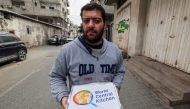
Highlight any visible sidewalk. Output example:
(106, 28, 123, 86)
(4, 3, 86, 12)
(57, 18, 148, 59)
(119, 60, 190, 109)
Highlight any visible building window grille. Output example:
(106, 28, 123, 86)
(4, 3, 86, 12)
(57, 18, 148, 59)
(117, 0, 127, 9)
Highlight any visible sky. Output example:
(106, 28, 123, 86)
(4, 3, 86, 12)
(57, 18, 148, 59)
(68, 0, 91, 26)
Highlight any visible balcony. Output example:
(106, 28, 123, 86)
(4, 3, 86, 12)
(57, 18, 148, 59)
(39, 0, 60, 4)
(20, 7, 63, 18)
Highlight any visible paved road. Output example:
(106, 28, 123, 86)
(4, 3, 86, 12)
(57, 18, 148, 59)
(0, 45, 189, 109)
(0, 45, 62, 109)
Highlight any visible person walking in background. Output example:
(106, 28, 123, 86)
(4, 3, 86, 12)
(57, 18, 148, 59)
(56, 36, 59, 46)
(49, 3, 125, 109)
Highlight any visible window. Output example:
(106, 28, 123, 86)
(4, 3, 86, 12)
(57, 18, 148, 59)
(65, 12, 67, 17)
(26, 26, 32, 34)
(1, 5, 4, 8)
(4, 13, 12, 20)
(12, 0, 25, 7)
(9, 30, 15, 34)
(41, 5, 45, 9)
(1, 36, 15, 42)
(12, 36, 20, 41)
(35, 2, 37, 6)
(49, 6, 54, 10)
(117, 0, 127, 9)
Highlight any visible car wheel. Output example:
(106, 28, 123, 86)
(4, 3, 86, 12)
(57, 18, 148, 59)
(17, 50, 27, 61)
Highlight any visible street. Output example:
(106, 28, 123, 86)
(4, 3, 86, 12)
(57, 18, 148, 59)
(0, 45, 167, 109)
(0, 45, 189, 109)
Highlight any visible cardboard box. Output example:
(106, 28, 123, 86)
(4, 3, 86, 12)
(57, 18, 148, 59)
(67, 82, 121, 109)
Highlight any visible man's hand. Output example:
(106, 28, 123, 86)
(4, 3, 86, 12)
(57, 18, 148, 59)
(61, 97, 68, 109)
(116, 87, 121, 95)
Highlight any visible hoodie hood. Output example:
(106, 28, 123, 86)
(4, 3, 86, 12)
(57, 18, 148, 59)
(73, 36, 108, 55)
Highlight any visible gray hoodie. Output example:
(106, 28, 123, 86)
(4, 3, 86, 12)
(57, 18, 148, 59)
(49, 37, 125, 102)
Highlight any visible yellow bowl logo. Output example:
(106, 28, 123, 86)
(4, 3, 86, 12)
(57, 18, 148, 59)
(73, 90, 97, 107)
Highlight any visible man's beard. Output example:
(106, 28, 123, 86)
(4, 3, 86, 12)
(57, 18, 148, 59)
(83, 29, 104, 44)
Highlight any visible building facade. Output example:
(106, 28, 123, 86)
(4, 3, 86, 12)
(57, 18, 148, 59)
(0, 0, 69, 34)
(0, 9, 62, 47)
(103, 0, 190, 74)
(0, 0, 70, 47)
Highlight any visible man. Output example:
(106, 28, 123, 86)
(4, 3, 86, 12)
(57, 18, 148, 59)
(56, 36, 59, 46)
(49, 3, 125, 109)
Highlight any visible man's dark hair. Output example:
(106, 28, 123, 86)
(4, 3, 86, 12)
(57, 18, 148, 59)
(80, 3, 106, 23)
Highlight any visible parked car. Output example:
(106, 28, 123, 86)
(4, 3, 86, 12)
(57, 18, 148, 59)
(65, 37, 74, 43)
(0, 32, 27, 64)
(60, 36, 67, 45)
(48, 35, 66, 45)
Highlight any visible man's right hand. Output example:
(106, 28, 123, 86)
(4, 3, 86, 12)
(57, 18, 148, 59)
(61, 97, 68, 109)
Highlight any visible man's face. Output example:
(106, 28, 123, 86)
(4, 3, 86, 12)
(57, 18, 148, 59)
(82, 10, 105, 44)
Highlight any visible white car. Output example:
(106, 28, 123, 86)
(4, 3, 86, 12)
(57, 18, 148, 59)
(66, 38, 74, 43)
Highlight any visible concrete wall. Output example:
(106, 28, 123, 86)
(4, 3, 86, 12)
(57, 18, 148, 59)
(112, 0, 148, 56)
(0, 11, 62, 48)
(106, 0, 190, 73)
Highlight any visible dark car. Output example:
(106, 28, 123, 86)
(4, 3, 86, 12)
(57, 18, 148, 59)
(0, 32, 27, 64)
(48, 35, 66, 45)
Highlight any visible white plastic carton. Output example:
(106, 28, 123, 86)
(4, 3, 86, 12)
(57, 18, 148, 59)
(67, 82, 121, 109)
